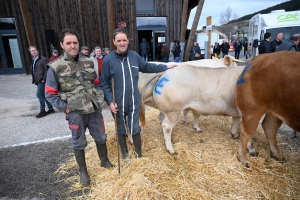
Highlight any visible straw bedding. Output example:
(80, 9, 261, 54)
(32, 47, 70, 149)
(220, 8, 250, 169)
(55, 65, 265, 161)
(56, 107, 300, 199)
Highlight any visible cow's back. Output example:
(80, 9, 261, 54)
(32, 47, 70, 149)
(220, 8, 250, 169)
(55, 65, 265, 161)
(236, 51, 300, 131)
(153, 65, 244, 116)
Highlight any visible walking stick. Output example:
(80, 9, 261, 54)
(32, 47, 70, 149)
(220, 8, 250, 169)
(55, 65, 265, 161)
(112, 78, 121, 175)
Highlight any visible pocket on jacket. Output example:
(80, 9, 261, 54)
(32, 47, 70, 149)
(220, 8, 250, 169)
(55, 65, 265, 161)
(83, 68, 96, 82)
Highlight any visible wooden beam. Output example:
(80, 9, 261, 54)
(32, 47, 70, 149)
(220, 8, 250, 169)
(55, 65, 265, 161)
(19, 0, 36, 47)
(180, 0, 189, 42)
(107, 0, 115, 50)
(206, 16, 212, 59)
(184, 0, 205, 61)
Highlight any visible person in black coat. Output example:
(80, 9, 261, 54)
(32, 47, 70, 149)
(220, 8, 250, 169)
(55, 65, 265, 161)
(243, 40, 248, 59)
(189, 41, 201, 60)
(28, 46, 54, 118)
(213, 42, 220, 58)
(220, 40, 230, 58)
(258, 32, 272, 54)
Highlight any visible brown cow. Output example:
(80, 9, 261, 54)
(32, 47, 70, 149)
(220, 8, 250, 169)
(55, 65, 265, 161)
(235, 51, 300, 167)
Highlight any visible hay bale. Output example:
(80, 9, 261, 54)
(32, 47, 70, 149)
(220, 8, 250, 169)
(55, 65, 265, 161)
(56, 107, 300, 199)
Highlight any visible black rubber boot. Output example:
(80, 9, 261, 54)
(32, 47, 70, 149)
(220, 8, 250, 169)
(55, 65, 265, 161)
(117, 134, 128, 159)
(73, 149, 90, 187)
(95, 142, 114, 168)
(132, 133, 142, 158)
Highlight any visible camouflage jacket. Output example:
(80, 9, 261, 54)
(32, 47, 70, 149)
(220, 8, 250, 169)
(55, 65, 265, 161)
(45, 53, 102, 114)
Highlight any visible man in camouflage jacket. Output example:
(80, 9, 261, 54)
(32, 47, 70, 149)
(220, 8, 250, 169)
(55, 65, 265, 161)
(45, 28, 113, 187)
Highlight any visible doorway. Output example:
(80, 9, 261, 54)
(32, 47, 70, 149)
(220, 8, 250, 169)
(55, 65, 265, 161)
(0, 31, 24, 74)
(137, 30, 153, 60)
(136, 16, 167, 61)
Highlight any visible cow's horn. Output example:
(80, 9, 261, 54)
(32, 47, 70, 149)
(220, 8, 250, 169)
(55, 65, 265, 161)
(232, 58, 244, 63)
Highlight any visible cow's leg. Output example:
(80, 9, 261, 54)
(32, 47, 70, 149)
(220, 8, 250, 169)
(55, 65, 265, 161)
(192, 112, 202, 132)
(247, 138, 257, 156)
(182, 109, 189, 124)
(238, 114, 262, 167)
(231, 116, 241, 138)
(162, 112, 180, 155)
(262, 113, 284, 162)
(158, 112, 165, 124)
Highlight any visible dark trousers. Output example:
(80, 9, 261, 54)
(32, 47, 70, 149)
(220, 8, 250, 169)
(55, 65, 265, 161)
(162, 56, 169, 62)
(36, 82, 53, 112)
(222, 52, 228, 58)
(235, 50, 240, 59)
(66, 108, 107, 150)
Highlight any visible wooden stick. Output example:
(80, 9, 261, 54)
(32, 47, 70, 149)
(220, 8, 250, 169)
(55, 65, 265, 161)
(112, 78, 120, 175)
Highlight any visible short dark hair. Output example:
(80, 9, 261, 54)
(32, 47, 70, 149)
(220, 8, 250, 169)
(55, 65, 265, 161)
(264, 32, 271, 40)
(113, 28, 129, 40)
(290, 34, 300, 41)
(28, 46, 38, 51)
(59, 28, 80, 43)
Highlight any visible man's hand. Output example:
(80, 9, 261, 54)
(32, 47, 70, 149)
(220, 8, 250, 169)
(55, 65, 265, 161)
(109, 102, 118, 114)
(167, 64, 177, 69)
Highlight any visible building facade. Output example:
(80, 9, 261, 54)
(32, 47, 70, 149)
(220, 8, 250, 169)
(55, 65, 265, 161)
(0, 0, 198, 75)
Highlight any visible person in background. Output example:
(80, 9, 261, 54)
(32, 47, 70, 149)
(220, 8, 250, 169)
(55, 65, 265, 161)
(92, 46, 104, 77)
(28, 46, 55, 118)
(100, 28, 177, 160)
(139, 38, 150, 61)
(172, 40, 181, 62)
(270, 32, 283, 52)
(161, 43, 170, 62)
(213, 42, 220, 59)
(45, 28, 113, 187)
(220, 40, 230, 58)
(258, 32, 272, 54)
(89, 46, 96, 58)
(80, 46, 89, 57)
(189, 41, 201, 61)
(243, 40, 248, 59)
(49, 49, 59, 62)
(275, 34, 300, 52)
(233, 40, 242, 59)
(103, 47, 111, 57)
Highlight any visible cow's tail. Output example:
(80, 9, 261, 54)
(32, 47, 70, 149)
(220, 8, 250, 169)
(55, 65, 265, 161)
(140, 71, 165, 126)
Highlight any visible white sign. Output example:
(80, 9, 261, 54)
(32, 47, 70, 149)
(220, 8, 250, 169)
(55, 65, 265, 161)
(206, 25, 212, 31)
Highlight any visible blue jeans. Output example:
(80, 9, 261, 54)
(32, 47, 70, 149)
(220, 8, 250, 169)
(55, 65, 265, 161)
(141, 55, 148, 61)
(36, 82, 53, 112)
(174, 57, 180, 62)
(162, 56, 169, 62)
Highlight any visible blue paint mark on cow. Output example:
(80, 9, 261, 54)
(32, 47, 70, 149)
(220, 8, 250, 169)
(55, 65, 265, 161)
(154, 77, 169, 95)
(237, 64, 251, 85)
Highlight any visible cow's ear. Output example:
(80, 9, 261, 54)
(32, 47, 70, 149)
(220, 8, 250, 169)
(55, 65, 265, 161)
(224, 56, 229, 66)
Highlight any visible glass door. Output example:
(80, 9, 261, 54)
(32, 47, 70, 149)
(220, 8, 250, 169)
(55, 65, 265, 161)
(153, 31, 166, 61)
(0, 30, 24, 74)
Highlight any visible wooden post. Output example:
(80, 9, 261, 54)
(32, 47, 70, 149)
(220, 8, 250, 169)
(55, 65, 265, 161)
(206, 16, 212, 59)
(180, 0, 189, 42)
(107, 0, 115, 50)
(19, 0, 36, 47)
(184, 0, 205, 62)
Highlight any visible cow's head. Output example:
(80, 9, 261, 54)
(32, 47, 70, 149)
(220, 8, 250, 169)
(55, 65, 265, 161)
(223, 55, 244, 67)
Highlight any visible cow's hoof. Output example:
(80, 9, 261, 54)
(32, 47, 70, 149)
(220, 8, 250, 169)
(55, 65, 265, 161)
(196, 128, 203, 133)
(171, 152, 178, 155)
(244, 163, 250, 168)
(237, 154, 249, 168)
(231, 133, 239, 139)
(249, 152, 259, 157)
(182, 121, 187, 124)
(270, 152, 285, 163)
